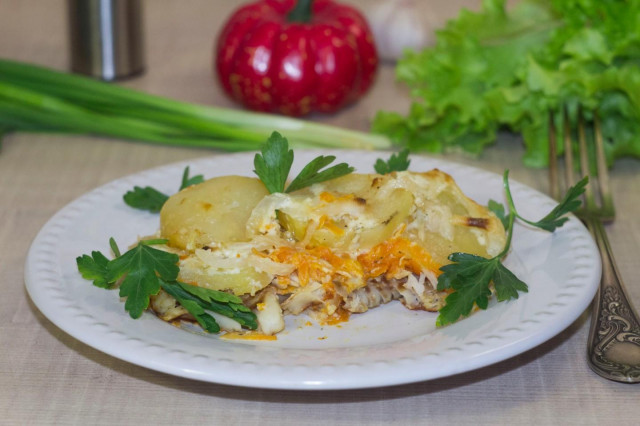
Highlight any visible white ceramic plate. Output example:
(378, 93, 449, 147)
(25, 151, 600, 390)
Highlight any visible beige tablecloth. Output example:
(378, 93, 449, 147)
(1, 1, 639, 424)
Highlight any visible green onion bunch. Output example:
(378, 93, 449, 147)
(0, 59, 391, 151)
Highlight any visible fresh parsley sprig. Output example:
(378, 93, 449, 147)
(511, 177, 588, 232)
(374, 148, 410, 174)
(435, 171, 588, 326)
(76, 238, 257, 332)
(123, 166, 204, 212)
(254, 132, 354, 194)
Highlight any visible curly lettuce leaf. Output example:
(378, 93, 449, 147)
(373, 0, 640, 167)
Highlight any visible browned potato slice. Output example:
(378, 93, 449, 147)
(160, 176, 269, 250)
(313, 173, 380, 197)
(417, 229, 491, 266)
(358, 188, 414, 249)
(398, 170, 506, 264)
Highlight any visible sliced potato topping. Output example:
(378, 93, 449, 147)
(160, 176, 269, 250)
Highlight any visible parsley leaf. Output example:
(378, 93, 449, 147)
(435, 170, 585, 326)
(493, 262, 528, 301)
(286, 155, 354, 193)
(106, 239, 179, 319)
(436, 253, 529, 326)
(123, 186, 168, 213)
(517, 176, 588, 232)
(180, 166, 204, 189)
(253, 131, 293, 194)
(254, 131, 354, 194)
(123, 166, 203, 213)
(76, 238, 258, 332)
(159, 281, 258, 332)
(175, 282, 257, 329)
(160, 280, 222, 333)
(374, 149, 411, 174)
(436, 253, 495, 326)
(76, 251, 112, 289)
(177, 281, 247, 306)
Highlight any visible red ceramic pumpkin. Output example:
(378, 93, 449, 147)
(215, 0, 378, 116)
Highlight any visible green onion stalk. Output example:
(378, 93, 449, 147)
(0, 59, 391, 151)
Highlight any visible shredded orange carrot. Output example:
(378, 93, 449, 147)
(319, 191, 354, 203)
(276, 275, 291, 286)
(268, 245, 363, 287)
(266, 233, 439, 290)
(221, 332, 277, 341)
(358, 236, 441, 280)
(322, 307, 350, 325)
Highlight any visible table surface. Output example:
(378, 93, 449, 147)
(2, 1, 639, 424)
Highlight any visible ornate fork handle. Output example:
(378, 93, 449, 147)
(585, 216, 640, 383)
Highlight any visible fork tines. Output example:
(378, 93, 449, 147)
(547, 105, 615, 221)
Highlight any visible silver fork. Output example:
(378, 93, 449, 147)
(548, 105, 640, 383)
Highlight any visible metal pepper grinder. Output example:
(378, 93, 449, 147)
(68, 0, 145, 81)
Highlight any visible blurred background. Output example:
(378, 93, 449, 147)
(0, 0, 493, 128)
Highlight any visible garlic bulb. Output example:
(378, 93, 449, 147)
(365, 0, 439, 62)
